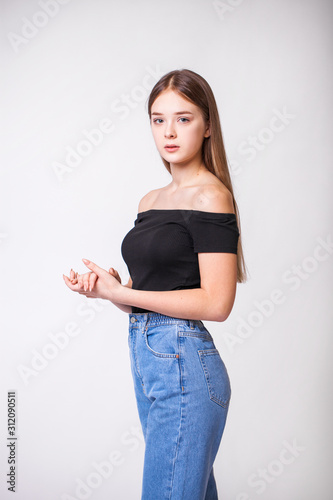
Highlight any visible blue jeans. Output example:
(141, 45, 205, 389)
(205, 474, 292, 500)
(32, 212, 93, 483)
(128, 312, 231, 500)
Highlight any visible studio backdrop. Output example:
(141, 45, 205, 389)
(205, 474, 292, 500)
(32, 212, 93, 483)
(1, 0, 332, 499)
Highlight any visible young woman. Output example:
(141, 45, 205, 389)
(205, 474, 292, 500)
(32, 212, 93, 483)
(63, 68, 247, 499)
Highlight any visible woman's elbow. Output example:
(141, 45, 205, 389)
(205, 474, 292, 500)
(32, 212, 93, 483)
(213, 311, 229, 323)
(205, 306, 229, 323)
(213, 302, 234, 322)
(202, 290, 235, 322)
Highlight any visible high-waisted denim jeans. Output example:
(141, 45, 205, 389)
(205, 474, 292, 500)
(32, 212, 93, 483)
(128, 312, 231, 500)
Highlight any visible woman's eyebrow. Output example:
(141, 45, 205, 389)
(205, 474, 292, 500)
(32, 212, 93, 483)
(151, 111, 194, 116)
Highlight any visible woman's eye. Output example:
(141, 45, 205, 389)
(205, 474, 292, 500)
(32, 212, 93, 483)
(152, 117, 190, 124)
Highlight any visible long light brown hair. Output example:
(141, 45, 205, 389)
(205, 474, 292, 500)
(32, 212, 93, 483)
(146, 69, 248, 283)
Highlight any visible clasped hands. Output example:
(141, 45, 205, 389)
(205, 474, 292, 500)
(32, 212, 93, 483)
(63, 259, 123, 302)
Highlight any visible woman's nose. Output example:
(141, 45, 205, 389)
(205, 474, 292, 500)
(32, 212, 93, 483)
(165, 123, 176, 138)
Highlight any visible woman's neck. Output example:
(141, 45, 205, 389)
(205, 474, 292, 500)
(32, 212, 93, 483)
(168, 162, 208, 190)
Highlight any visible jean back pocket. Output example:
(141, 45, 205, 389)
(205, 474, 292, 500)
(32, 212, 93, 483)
(198, 348, 231, 408)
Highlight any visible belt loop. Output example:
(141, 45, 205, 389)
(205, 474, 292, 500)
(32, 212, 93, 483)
(144, 314, 150, 332)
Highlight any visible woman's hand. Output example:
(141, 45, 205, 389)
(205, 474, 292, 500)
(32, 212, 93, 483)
(67, 267, 121, 291)
(63, 259, 122, 301)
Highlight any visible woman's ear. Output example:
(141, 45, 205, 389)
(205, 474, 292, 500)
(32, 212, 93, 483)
(204, 121, 211, 138)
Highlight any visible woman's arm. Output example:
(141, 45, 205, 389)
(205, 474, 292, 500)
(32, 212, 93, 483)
(111, 276, 133, 314)
(113, 252, 238, 322)
(66, 217, 239, 321)
(65, 253, 237, 322)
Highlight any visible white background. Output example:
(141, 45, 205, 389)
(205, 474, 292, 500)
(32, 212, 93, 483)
(1, 0, 332, 499)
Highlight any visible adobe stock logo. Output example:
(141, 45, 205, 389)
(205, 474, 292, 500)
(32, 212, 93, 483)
(16, 298, 108, 386)
(52, 64, 164, 182)
(7, 0, 72, 54)
(223, 234, 333, 352)
(61, 424, 144, 500)
(229, 106, 296, 176)
(212, 0, 245, 21)
(236, 438, 306, 499)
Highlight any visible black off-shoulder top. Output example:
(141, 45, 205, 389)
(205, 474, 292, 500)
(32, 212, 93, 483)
(121, 209, 240, 313)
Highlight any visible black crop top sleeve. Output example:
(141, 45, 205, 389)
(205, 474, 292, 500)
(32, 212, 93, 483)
(188, 211, 239, 254)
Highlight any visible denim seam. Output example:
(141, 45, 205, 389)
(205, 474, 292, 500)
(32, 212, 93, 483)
(132, 330, 144, 384)
(179, 331, 213, 340)
(168, 325, 185, 498)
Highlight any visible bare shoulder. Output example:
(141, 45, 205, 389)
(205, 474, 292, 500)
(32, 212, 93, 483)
(193, 183, 235, 214)
(137, 188, 162, 213)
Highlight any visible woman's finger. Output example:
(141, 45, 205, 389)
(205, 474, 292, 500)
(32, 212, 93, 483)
(63, 275, 81, 291)
(89, 273, 98, 292)
(83, 272, 90, 292)
(80, 271, 95, 291)
(109, 267, 121, 284)
(77, 274, 84, 289)
(71, 271, 94, 291)
(71, 271, 78, 283)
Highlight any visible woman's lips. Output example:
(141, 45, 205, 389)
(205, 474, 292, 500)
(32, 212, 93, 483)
(164, 146, 179, 152)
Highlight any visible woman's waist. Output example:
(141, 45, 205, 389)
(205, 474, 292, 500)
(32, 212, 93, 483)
(128, 311, 204, 330)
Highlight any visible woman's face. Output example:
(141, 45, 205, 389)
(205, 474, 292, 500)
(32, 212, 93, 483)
(150, 89, 210, 167)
